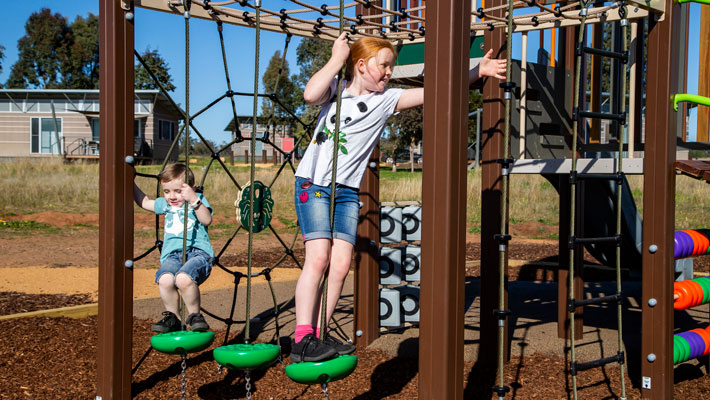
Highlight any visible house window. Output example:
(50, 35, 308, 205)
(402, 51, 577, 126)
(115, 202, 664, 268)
(158, 120, 175, 141)
(91, 118, 100, 142)
(31, 117, 62, 154)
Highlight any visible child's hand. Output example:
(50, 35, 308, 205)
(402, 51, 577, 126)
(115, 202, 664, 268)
(479, 49, 507, 80)
(330, 32, 350, 66)
(180, 183, 198, 204)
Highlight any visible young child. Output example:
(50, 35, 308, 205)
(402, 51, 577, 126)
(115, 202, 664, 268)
(291, 33, 506, 362)
(133, 163, 214, 333)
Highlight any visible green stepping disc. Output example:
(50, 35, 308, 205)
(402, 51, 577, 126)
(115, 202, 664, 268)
(285, 355, 358, 385)
(213, 343, 281, 370)
(150, 331, 215, 355)
(235, 181, 273, 234)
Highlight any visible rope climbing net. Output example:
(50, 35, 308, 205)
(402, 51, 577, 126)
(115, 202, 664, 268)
(136, 0, 652, 44)
(129, 4, 330, 377)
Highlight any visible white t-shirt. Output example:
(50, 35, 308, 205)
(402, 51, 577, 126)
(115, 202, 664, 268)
(295, 79, 404, 188)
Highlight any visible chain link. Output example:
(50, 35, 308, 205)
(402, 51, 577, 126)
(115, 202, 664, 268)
(321, 383, 329, 399)
(180, 354, 187, 400)
(245, 371, 252, 400)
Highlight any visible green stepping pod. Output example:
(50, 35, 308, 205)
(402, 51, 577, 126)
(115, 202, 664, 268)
(213, 343, 281, 370)
(150, 331, 215, 355)
(285, 355, 358, 385)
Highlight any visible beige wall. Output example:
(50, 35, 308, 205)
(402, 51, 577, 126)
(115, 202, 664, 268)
(0, 112, 93, 157)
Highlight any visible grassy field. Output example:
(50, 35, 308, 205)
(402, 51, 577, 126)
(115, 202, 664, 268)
(1, 158, 709, 231)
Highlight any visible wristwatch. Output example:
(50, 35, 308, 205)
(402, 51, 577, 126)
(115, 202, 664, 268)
(190, 198, 202, 209)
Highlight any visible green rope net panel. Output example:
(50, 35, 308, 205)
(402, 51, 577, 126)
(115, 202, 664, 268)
(150, 331, 215, 355)
(285, 355, 358, 385)
(213, 343, 281, 370)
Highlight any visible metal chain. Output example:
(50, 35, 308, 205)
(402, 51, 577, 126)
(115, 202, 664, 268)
(180, 354, 187, 400)
(245, 371, 252, 400)
(321, 383, 329, 399)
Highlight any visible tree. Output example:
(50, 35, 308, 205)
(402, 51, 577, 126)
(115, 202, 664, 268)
(6, 8, 70, 88)
(261, 50, 298, 137)
(63, 13, 99, 89)
(0, 45, 5, 88)
(135, 48, 176, 92)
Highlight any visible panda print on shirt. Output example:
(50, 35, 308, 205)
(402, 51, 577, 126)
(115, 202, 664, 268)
(312, 95, 369, 156)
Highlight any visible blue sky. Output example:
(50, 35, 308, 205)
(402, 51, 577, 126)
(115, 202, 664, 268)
(0, 1, 704, 143)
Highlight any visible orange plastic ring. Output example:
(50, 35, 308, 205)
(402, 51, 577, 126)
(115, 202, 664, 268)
(674, 281, 694, 310)
(692, 229, 710, 255)
(683, 230, 702, 257)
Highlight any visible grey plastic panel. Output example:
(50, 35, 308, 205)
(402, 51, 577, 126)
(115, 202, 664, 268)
(379, 246, 403, 285)
(379, 288, 401, 327)
(380, 206, 403, 244)
(402, 205, 422, 241)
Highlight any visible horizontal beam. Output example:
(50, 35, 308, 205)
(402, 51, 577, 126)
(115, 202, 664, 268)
(511, 158, 644, 174)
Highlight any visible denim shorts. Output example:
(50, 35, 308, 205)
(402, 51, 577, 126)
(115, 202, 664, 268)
(294, 176, 359, 245)
(156, 248, 213, 285)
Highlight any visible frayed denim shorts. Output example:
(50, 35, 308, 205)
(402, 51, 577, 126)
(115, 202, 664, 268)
(156, 248, 213, 285)
(294, 176, 359, 245)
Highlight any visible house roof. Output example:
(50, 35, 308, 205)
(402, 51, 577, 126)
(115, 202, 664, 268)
(0, 89, 184, 119)
(224, 115, 277, 132)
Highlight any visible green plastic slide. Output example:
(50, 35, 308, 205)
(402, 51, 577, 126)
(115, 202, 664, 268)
(673, 94, 710, 111)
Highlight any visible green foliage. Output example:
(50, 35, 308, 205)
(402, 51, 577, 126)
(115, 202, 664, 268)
(63, 13, 99, 89)
(135, 48, 176, 92)
(261, 50, 298, 135)
(0, 44, 5, 88)
(0, 219, 56, 233)
(6, 8, 71, 88)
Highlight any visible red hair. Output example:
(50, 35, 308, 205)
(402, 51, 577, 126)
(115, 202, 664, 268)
(345, 37, 396, 80)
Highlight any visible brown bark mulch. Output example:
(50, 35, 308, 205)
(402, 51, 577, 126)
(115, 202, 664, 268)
(0, 291, 93, 316)
(1, 316, 708, 399)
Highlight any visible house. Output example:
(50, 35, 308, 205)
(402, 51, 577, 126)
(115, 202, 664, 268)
(0, 89, 183, 162)
(224, 115, 295, 163)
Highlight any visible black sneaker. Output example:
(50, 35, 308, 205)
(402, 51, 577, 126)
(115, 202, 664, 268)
(324, 335, 356, 355)
(152, 311, 181, 333)
(290, 333, 337, 363)
(186, 313, 210, 332)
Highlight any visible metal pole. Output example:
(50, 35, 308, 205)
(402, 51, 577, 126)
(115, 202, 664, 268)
(520, 32, 528, 159)
(476, 109, 481, 168)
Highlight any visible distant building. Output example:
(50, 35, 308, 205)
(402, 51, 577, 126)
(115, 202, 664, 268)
(0, 89, 183, 162)
(224, 116, 295, 163)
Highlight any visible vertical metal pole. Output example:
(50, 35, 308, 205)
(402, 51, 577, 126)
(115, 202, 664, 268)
(353, 1, 381, 348)
(480, 0, 509, 367)
(420, 0, 469, 398)
(698, 7, 710, 142)
(97, 0, 134, 398)
(641, 0, 682, 398)
(628, 21, 638, 157)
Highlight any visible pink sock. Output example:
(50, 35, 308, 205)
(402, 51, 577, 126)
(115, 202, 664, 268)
(295, 325, 314, 343)
(314, 325, 326, 339)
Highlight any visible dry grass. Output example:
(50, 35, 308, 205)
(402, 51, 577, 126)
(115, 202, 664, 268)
(1, 159, 709, 231)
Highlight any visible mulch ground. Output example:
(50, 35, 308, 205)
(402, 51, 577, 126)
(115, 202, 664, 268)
(3, 242, 710, 398)
(2, 316, 709, 399)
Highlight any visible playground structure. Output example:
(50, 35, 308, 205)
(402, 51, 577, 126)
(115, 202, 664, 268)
(96, 1, 710, 399)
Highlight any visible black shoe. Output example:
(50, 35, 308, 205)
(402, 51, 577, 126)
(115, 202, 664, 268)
(290, 333, 337, 363)
(152, 311, 181, 333)
(324, 334, 356, 355)
(186, 313, 209, 332)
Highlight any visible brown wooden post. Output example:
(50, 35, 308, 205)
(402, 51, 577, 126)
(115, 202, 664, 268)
(419, 1, 470, 398)
(229, 149, 234, 165)
(641, 0, 682, 398)
(244, 150, 249, 164)
(479, 0, 509, 365)
(556, 25, 584, 340)
(272, 149, 277, 165)
(97, 1, 134, 398)
(262, 149, 267, 163)
(353, 1, 381, 348)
